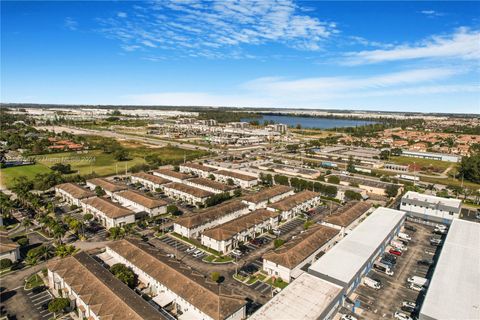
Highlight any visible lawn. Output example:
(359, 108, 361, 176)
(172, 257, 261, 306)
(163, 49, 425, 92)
(266, 277, 288, 289)
(24, 273, 44, 290)
(389, 156, 453, 172)
(0, 164, 51, 188)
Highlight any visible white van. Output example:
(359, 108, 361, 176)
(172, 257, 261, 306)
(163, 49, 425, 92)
(407, 276, 429, 287)
(398, 232, 412, 241)
(363, 277, 381, 290)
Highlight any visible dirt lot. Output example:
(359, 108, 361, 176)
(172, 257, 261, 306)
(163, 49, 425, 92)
(349, 221, 442, 319)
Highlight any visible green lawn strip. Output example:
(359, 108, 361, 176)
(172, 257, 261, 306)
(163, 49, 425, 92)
(266, 277, 288, 289)
(246, 276, 259, 285)
(170, 232, 221, 256)
(257, 273, 267, 281)
(233, 274, 247, 283)
(0, 164, 51, 188)
(24, 273, 44, 290)
(202, 255, 216, 263)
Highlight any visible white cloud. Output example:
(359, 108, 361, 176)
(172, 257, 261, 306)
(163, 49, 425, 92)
(117, 12, 128, 18)
(64, 17, 78, 31)
(343, 28, 480, 65)
(97, 0, 337, 56)
(419, 10, 444, 18)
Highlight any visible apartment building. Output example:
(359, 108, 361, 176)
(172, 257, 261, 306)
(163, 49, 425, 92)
(400, 191, 462, 224)
(212, 170, 258, 188)
(54, 183, 96, 207)
(241, 185, 295, 210)
(130, 172, 170, 191)
(185, 177, 236, 195)
(174, 200, 250, 238)
(153, 169, 190, 183)
(201, 209, 281, 254)
(105, 239, 246, 320)
(321, 201, 372, 236)
(47, 251, 163, 320)
(81, 197, 135, 229)
(162, 182, 213, 207)
(0, 234, 20, 262)
(262, 225, 340, 283)
(113, 190, 167, 217)
(179, 162, 216, 178)
(267, 190, 322, 220)
(86, 178, 127, 197)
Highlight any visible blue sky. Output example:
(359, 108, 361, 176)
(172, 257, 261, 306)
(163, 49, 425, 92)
(1, 1, 479, 113)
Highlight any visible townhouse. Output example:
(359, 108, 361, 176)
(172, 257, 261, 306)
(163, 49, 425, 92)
(179, 162, 216, 178)
(130, 172, 170, 191)
(113, 190, 167, 217)
(0, 234, 20, 262)
(241, 185, 295, 210)
(262, 225, 340, 283)
(54, 183, 96, 207)
(86, 178, 127, 197)
(174, 200, 250, 238)
(185, 177, 236, 195)
(321, 201, 372, 236)
(211, 170, 258, 188)
(47, 252, 163, 320)
(162, 182, 213, 207)
(105, 239, 246, 320)
(153, 169, 190, 183)
(81, 197, 135, 229)
(201, 209, 281, 254)
(267, 190, 322, 220)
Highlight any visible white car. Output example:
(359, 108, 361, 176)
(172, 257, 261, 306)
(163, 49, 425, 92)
(394, 311, 413, 320)
(341, 315, 358, 320)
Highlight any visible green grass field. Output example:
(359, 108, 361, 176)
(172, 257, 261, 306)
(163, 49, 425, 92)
(0, 146, 208, 189)
(389, 156, 453, 172)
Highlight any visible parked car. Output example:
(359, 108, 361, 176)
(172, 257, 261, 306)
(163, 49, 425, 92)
(398, 232, 412, 241)
(401, 301, 416, 313)
(384, 253, 398, 262)
(389, 248, 402, 256)
(241, 264, 259, 274)
(417, 259, 434, 266)
(394, 311, 413, 320)
(32, 286, 46, 294)
(272, 229, 281, 236)
(340, 314, 358, 320)
(363, 277, 381, 290)
(409, 283, 425, 292)
(250, 238, 262, 246)
(430, 237, 442, 246)
(231, 249, 243, 257)
(404, 225, 417, 232)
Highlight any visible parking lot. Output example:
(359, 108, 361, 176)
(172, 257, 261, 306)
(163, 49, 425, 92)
(158, 235, 207, 260)
(276, 217, 304, 235)
(25, 288, 54, 319)
(350, 221, 441, 319)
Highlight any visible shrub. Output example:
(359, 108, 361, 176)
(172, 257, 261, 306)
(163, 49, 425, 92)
(0, 258, 13, 270)
(274, 239, 285, 248)
(210, 272, 220, 283)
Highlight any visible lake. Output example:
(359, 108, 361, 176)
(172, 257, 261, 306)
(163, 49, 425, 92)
(241, 115, 378, 129)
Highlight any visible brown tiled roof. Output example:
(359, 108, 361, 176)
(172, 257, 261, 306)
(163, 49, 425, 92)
(269, 190, 320, 212)
(153, 169, 190, 180)
(108, 239, 246, 320)
(203, 209, 280, 241)
(56, 183, 95, 199)
(263, 225, 339, 269)
(47, 252, 164, 320)
(182, 162, 216, 172)
(187, 177, 235, 192)
(214, 170, 258, 181)
(82, 197, 134, 219)
(322, 201, 372, 227)
(175, 200, 249, 229)
(242, 185, 294, 204)
(86, 178, 127, 193)
(0, 235, 19, 254)
(115, 190, 167, 209)
(132, 172, 169, 185)
(163, 182, 213, 198)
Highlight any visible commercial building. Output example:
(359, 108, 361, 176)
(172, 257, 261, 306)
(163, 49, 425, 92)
(131, 172, 170, 191)
(212, 170, 258, 188)
(174, 201, 250, 238)
(249, 273, 343, 320)
(113, 190, 167, 217)
(86, 178, 127, 197)
(81, 197, 135, 229)
(268, 190, 322, 220)
(321, 201, 372, 236)
(0, 234, 20, 262)
(153, 169, 190, 183)
(105, 239, 246, 320)
(201, 209, 281, 254)
(47, 251, 164, 320)
(419, 219, 480, 320)
(401, 150, 461, 163)
(241, 185, 295, 210)
(55, 183, 96, 207)
(185, 177, 236, 195)
(162, 182, 213, 207)
(400, 191, 462, 224)
(179, 162, 216, 178)
(309, 207, 405, 296)
(262, 225, 340, 283)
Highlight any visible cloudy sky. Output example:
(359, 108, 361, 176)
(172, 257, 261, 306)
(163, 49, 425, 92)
(1, 1, 479, 113)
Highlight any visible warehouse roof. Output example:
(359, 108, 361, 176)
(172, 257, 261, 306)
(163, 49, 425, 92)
(55, 183, 95, 199)
(249, 273, 343, 320)
(115, 190, 167, 209)
(263, 225, 339, 269)
(322, 201, 372, 227)
(309, 207, 405, 287)
(175, 200, 248, 229)
(82, 197, 134, 219)
(163, 182, 213, 198)
(420, 219, 480, 320)
(86, 178, 127, 193)
(242, 185, 294, 204)
(214, 170, 258, 181)
(269, 190, 320, 212)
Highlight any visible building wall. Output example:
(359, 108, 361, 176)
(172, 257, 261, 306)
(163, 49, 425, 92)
(0, 248, 20, 262)
(113, 194, 166, 216)
(82, 204, 135, 229)
(212, 173, 258, 189)
(183, 180, 230, 195)
(162, 186, 208, 207)
(130, 176, 164, 191)
(400, 202, 459, 224)
(152, 172, 184, 183)
(179, 166, 211, 179)
(242, 190, 295, 210)
(55, 188, 94, 207)
(269, 196, 322, 221)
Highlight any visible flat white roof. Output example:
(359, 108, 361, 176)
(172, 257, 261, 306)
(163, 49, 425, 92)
(420, 219, 480, 320)
(309, 207, 405, 286)
(402, 191, 461, 208)
(249, 273, 342, 320)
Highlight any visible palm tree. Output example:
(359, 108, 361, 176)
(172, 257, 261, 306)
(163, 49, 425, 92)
(22, 218, 32, 232)
(38, 245, 52, 262)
